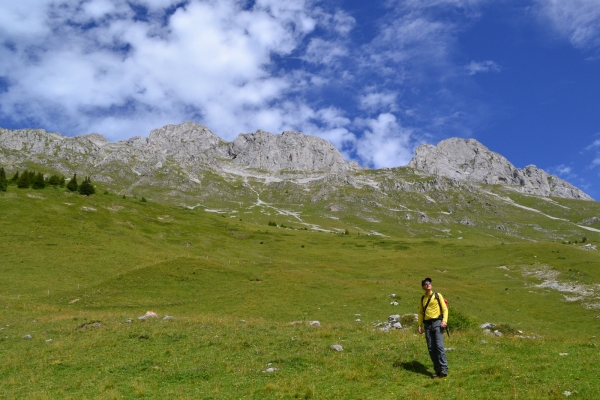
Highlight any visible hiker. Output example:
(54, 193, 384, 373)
(417, 277, 449, 378)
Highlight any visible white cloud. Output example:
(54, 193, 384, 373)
(548, 164, 576, 179)
(0, 0, 338, 141)
(303, 38, 349, 65)
(465, 60, 501, 75)
(358, 91, 397, 113)
(586, 139, 600, 150)
(355, 113, 415, 168)
(535, 0, 600, 50)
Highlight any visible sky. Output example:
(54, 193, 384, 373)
(1, 0, 600, 198)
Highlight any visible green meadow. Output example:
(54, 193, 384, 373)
(1, 187, 599, 399)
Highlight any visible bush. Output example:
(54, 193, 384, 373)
(66, 174, 78, 192)
(32, 172, 45, 189)
(449, 309, 478, 332)
(268, 221, 277, 227)
(17, 170, 31, 188)
(47, 174, 62, 187)
(78, 177, 95, 196)
(141, 197, 147, 202)
(0, 167, 7, 192)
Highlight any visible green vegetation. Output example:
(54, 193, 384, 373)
(66, 173, 78, 192)
(0, 167, 7, 191)
(78, 176, 95, 196)
(0, 182, 599, 398)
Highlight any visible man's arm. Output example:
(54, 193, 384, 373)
(417, 297, 424, 334)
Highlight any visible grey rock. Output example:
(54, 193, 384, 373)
(162, 315, 174, 320)
(309, 320, 321, 327)
(229, 130, 357, 172)
(262, 367, 279, 373)
(392, 322, 403, 329)
(22, 334, 32, 339)
(330, 344, 344, 351)
(480, 322, 496, 329)
(493, 330, 503, 337)
(388, 315, 400, 323)
(408, 138, 592, 200)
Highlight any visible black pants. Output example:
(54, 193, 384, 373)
(424, 319, 448, 374)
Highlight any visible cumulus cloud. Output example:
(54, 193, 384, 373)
(465, 60, 501, 75)
(355, 113, 415, 168)
(0, 0, 504, 169)
(535, 0, 600, 51)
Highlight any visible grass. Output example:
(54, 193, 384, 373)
(0, 186, 599, 398)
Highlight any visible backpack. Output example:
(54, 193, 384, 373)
(421, 292, 448, 320)
(421, 293, 450, 337)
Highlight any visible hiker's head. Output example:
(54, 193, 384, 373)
(421, 277, 432, 288)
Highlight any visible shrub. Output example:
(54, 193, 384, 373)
(47, 174, 62, 187)
(78, 177, 95, 196)
(17, 170, 31, 188)
(345, 229, 350, 235)
(268, 221, 277, 227)
(10, 171, 19, 183)
(66, 174, 78, 192)
(449, 309, 478, 332)
(141, 197, 147, 202)
(32, 172, 45, 189)
(0, 167, 7, 192)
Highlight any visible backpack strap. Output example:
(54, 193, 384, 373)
(422, 294, 434, 321)
(435, 293, 444, 319)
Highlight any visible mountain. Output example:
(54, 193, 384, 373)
(0, 121, 589, 200)
(408, 138, 592, 201)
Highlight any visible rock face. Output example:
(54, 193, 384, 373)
(0, 122, 357, 175)
(229, 130, 355, 172)
(408, 138, 592, 200)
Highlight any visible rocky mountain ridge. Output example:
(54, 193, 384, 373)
(408, 138, 592, 200)
(0, 122, 592, 201)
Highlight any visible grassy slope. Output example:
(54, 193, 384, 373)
(1, 187, 599, 399)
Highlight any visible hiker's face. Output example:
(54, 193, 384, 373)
(422, 282, 432, 290)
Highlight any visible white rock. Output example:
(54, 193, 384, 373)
(355, 319, 361, 322)
(480, 322, 496, 329)
(138, 311, 159, 320)
(483, 329, 493, 336)
(309, 321, 321, 327)
(493, 330, 503, 337)
(162, 315, 174, 320)
(330, 344, 343, 351)
(45, 339, 52, 342)
(392, 322, 402, 329)
(390, 301, 399, 306)
(262, 367, 279, 373)
(388, 315, 400, 322)
(22, 334, 32, 339)
(563, 391, 572, 397)
(390, 294, 397, 298)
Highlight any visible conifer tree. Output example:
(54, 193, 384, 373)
(66, 173, 78, 192)
(32, 172, 46, 189)
(0, 167, 7, 192)
(59, 176, 66, 187)
(47, 174, 60, 186)
(17, 170, 31, 188)
(10, 171, 19, 183)
(78, 176, 95, 196)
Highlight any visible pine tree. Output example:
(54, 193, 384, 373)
(66, 173, 78, 192)
(47, 174, 61, 186)
(0, 167, 7, 192)
(17, 170, 31, 188)
(59, 176, 66, 187)
(10, 171, 19, 183)
(32, 172, 46, 189)
(78, 176, 95, 196)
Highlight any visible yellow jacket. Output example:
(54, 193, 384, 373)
(418, 292, 448, 326)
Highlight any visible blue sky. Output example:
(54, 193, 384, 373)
(1, 0, 600, 198)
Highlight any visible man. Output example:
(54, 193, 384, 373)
(417, 277, 448, 378)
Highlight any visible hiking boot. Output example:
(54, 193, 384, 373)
(439, 372, 448, 378)
(431, 373, 439, 379)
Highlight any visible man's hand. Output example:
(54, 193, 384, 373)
(441, 322, 447, 328)
(418, 325, 423, 334)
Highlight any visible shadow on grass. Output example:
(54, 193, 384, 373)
(393, 360, 430, 377)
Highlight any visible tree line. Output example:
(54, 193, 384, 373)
(0, 167, 95, 196)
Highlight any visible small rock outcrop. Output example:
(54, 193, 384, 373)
(229, 130, 356, 172)
(408, 138, 592, 200)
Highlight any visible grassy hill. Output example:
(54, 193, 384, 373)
(1, 180, 599, 398)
